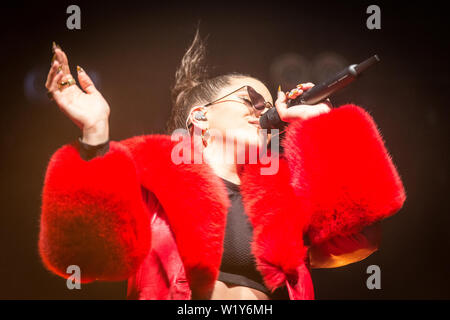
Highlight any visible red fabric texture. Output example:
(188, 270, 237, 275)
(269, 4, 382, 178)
(39, 104, 405, 299)
(283, 105, 406, 245)
(39, 141, 151, 283)
(120, 135, 230, 297)
(238, 157, 312, 298)
(126, 191, 192, 299)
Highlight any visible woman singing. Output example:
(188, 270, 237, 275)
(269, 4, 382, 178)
(39, 28, 406, 300)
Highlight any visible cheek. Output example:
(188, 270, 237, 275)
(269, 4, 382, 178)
(209, 108, 247, 132)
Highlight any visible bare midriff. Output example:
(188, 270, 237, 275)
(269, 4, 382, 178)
(208, 280, 270, 300)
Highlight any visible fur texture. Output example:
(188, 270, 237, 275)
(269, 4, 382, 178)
(40, 135, 229, 296)
(283, 104, 406, 244)
(238, 156, 312, 295)
(120, 135, 230, 297)
(39, 141, 151, 282)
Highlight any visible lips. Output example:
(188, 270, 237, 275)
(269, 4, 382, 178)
(248, 119, 261, 129)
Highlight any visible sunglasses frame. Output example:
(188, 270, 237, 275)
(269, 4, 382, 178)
(186, 85, 273, 130)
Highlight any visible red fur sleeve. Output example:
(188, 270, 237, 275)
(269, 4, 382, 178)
(283, 104, 406, 245)
(39, 141, 151, 283)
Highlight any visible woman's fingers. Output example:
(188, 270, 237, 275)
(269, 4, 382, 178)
(53, 47, 71, 75)
(283, 104, 330, 121)
(50, 72, 69, 101)
(46, 46, 84, 106)
(311, 102, 332, 114)
(301, 103, 331, 116)
(48, 71, 66, 104)
(47, 62, 64, 93)
(288, 82, 315, 99)
(300, 82, 315, 90)
(275, 89, 289, 119)
(323, 98, 333, 109)
(45, 60, 60, 90)
(76, 66, 97, 94)
(275, 81, 331, 122)
(51, 72, 82, 108)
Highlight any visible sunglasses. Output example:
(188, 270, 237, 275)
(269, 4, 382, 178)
(186, 85, 273, 129)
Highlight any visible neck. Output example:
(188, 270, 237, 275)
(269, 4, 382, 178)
(203, 140, 241, 185)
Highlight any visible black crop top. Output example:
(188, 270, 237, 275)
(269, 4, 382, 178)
(218, 178, 289, 299)
(217, 178, 269, 294)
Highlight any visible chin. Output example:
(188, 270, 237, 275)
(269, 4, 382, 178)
(233, 130, 263, 148)
(233, 132, 267, 163)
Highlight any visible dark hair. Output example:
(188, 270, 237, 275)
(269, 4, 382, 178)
(166, 27, 250, 133)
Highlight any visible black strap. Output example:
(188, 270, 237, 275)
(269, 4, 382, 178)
(77, 137, 110, 161)
(218, 271, 270, 295)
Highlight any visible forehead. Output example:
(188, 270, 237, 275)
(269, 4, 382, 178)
(218, 77, 273, 105)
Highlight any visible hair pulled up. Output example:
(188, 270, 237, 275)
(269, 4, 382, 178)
(167, 26, 249, 133)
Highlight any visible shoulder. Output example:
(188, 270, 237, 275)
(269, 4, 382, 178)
(119, 134, 174, 157)
(119, 134, 225, 192)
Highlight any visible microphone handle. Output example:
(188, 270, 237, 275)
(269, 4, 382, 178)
(259, 55, 380, 130)
(289, 55, 380, 106)
(259, 66, 356, 130)
(287, 64, 358, 107)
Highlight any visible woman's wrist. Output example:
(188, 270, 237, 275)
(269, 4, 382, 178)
(82, 119, 109, 145)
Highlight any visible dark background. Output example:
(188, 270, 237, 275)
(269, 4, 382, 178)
(0, 0, 448, 299)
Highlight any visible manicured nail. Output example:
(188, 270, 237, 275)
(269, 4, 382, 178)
(52, 41, 61, 53)
(77, 65, 84, 73)
(278, 85, 281, 92)
(288, 89, 297, 98)
(57, 65, 62, 74)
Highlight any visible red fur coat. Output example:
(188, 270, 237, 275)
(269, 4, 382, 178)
(38, 105, 406, 299)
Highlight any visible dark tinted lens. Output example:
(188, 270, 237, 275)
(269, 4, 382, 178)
(247, 86, 266, 110)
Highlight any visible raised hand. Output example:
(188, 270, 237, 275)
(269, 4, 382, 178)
(275, 83, 332, 123)
(45, 42, 110, 145)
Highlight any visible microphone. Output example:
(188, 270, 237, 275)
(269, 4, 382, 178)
(259, 55, 381, 129)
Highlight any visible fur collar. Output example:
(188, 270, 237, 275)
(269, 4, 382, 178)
(120, 134, 311, 296)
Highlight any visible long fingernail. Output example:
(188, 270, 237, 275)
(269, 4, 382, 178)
(277, 85, 281, 92)
(57, 65, 62, 74)
(77, 65, 84, 73)
(52, 41, 61, 53)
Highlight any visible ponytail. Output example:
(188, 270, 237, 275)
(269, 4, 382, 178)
(167, 25, 250, 134)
